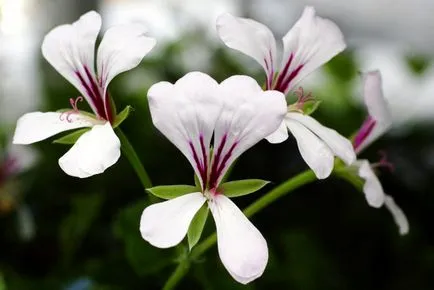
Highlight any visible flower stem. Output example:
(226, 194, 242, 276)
(115, 128, 152, 188)
(163, 169, 316, 289)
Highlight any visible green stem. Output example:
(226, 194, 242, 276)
(163, 169, 317, 289)
(115, 128, 152, 188)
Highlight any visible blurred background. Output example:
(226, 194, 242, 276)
(1, 0, 434, 289)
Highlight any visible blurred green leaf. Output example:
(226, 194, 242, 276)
(0, 273, 5, 290)
(220, 179, 269, 198)
(53, 128, 90, 145)
(147, 185, 199, 199)
(113, 200, 174, 276)
(406, 55, 430, 75)
(60, 193, 103, 265)
(187, 204, 209, 250)
(113, 106, 133, 128)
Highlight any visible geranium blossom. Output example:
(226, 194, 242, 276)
(217, 6, 355, 179)
(13, 11, 156, 178)
(139, 72, 286, 284)
(351, 71, 409, 235)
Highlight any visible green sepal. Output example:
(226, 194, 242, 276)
(146, 184, 199, 200)
(194, 174, 201, 188)
(53, 128, 91, 145)
(187, 204, 209, 250)
(288, 100, 322, 116)
(112, 106, 133, 128)
(219, 179, 270, 198)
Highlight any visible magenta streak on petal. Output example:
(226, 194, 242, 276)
(75, 69, 106, 119)
(213, 141, 238, 188)
(199, 134, 208, 187)
(83, 66, 113, 122)
(279, 64, 304, 94)
(208, 134, 227, 189)
(189, 141, 206, 189)
(273, 53, 294, 92)
(353, 116, 376, 151)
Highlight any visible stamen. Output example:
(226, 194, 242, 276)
(294, 87, 314, 109)
(59, 96, 84, 123)
(371, 150, 395, 172)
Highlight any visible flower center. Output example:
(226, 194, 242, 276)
(59, 96, 84, 122)
(75, 65, 113, 123)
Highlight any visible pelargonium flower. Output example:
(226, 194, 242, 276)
(13, 11, 156, 178)
(216, 6, 355, 179)
(350, 71, 408, 235)
(139, 72, 286, 284)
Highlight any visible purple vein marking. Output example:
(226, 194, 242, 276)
(75, 66, 112, 122)
(189, 141, 206, 189)
(279, 64, 304, 93)
(273, 53, 294, 92)
(199, 134, 208, 187)
(353, 116, 376, 150)
(214, 141, 238, 185)
(209, 134, 227, 189)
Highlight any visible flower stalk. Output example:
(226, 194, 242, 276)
(116, 128, 152, 189)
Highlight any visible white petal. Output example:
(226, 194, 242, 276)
(216, 13, 277, 88)
(209, 194, 268, 284)
(355, 71, 392, 153)
(212, 76, 286, 185)
(265, 120, 289, 144)
(384, 195, 409, 235)
(41, 11, 102, 113)
(277, 6, 346, 93)
(285, 117, 334, 179)
(356, 160, 385, 208)
(288, 113, 356, 165)
(13, 112, 95, 145)
(58, 123, 120, 178)
(97, 23, 156, 91)
(140, 192, 206, 248)
(147, 72, 221, 188)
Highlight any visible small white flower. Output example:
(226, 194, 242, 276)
(12, 11, 156, 178)
(217, 7, 355, 179)
(139, 72, 287, 284)
(351, 71, 409, 235)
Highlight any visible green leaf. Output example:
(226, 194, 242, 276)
(112, 106, 133, 128)
(301, 99, 322, 115)
(53, 128, 90, 145)
(147, 185, 199, 199)
(220, 179, 270, 198)
(187, 204, 209, 250)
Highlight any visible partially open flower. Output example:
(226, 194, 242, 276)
(13, 11, 156, 178)
(350, 71, 409, 235)
(140, 72, 287, 284)
(217, 7, 355, 179)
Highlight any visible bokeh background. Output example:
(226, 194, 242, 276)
(1, 0, 434, 289)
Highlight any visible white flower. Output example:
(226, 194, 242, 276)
(217, 6, 355, 179)
(139, 72, 287, 284)
(351, 71, 409, 235)
(12, 11, 156, 178)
